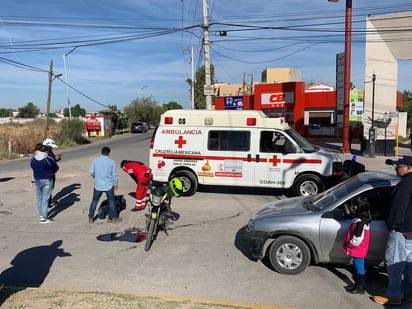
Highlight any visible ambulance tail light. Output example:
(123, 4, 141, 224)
(164, 117, 173, 124)
(246, 118, 256, 126)
(149, 126, 159, 149)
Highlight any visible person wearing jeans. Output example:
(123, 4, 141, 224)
(88, 146, 121, 223)
(373, 155, 412, 305)
(30, 143, 59, 224)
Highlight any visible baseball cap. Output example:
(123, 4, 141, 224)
(389, 155, 412, 167)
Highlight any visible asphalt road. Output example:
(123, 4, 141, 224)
(0, 133, 405, 308)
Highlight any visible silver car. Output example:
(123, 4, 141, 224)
(245, 171, 399, 275)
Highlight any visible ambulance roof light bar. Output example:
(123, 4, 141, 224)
(164, 117, 173, 124)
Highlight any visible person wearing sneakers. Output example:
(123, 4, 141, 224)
(43, 138, 61, 207)
(30, 143, 59, 224)
(373, 155, 412, 305)
(120, 160, 152, 212)
(88, 147, 121, 223)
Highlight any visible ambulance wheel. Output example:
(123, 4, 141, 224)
(173, 170, 198, 196)
(293, 174, 324, 197)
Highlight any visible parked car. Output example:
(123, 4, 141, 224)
(131, 122, 148, 133)
(245, 171, 399, 275)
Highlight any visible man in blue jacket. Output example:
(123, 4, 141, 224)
(30, 143, 59, 224)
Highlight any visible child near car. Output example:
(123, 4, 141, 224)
(341, 196, 371, 294)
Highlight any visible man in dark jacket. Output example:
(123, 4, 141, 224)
(30, 143, 59, 224)
(373, 155, 412, 305)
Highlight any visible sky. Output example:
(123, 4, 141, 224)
(0, 0, 411, 113)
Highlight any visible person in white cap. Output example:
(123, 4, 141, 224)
(42, 138, 61, 207)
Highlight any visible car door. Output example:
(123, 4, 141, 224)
(318, 186, 392, 263)
(254, 130, 297, 189)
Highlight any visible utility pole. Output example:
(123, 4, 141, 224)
(44, 60, 53, 139)
(191, 46, 195, 109)
(202, 0, 213, 109)
(369, 73, 376, 158)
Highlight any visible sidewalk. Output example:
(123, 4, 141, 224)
(310, 140, 410, 173)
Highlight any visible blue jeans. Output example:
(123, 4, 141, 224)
(385, 231, 412, 299)
(353, 257, 365, 275)
(89, 187, 117, 220)
(35, 178, 53, 218)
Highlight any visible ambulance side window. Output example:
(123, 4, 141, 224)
(208, 131, 250, 151)
(260, 131, 287, 153)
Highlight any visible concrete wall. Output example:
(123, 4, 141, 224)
(363, 12, 412, 156)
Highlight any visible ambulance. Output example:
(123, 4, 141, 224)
(149, 109, 343, 196)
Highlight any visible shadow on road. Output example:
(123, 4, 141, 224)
(0, 177, 14, 183)
(48, 183, 81, 218)
(0, 240, 71, 306)
(198, 185, 293, 197)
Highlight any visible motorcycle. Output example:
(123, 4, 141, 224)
(144, 181, 172, 251)
(342, 155, 365, 180)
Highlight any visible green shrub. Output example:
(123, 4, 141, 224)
(55, 119, 91, 147)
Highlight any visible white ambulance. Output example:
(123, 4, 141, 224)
(149, 109, 343, 196)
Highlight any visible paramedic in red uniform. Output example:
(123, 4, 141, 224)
(120, 160, 153, 211)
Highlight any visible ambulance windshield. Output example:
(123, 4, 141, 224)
(286, 129, 317, 153)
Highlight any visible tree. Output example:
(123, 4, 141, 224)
(163, 101, 183, 110)
(186, 64, 215, 109)
(108, 104, 128, 134)
(123, 96, 163, 127)
(16, 102, 40, 118)
(63, 104, 86, 117)
(400, 90, 412, 128)
(0, 108, 14, 117)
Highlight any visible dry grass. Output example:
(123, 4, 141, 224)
(0, 287, 265, 309)
(0, 120, 61, 160)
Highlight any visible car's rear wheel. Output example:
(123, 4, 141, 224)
(172, 170, 198, 196)
(268, 236, 311, 275)
(293, 174, 324, 196)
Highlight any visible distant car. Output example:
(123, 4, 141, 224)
(131, 122, 148, 133)
(245, 171, 399, 275)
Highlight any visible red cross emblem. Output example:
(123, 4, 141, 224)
(174, 136, 187, 148)
(269, 155, 281, 167)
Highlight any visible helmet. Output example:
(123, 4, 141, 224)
(169, 177, 183, 197)
(43, 138, 58, 148)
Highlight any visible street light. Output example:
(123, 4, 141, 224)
(329, 0, 352, 153)
(63, 47, 78, 119)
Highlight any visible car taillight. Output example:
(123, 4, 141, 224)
(149, 137, 155, 149)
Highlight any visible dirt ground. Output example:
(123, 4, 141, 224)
(0, 287, 276, 309)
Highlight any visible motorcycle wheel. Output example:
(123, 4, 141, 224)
(145, 216, 158, 251)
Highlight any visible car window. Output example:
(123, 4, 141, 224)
(322, 186, 394, 220)
(311, 177, 363, 210)
(260, 131, 292, 153)
(208, 130, 250, 151)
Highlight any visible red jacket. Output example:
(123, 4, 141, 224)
(341, 218, 370, 258)
(124, 161, 152, 184)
